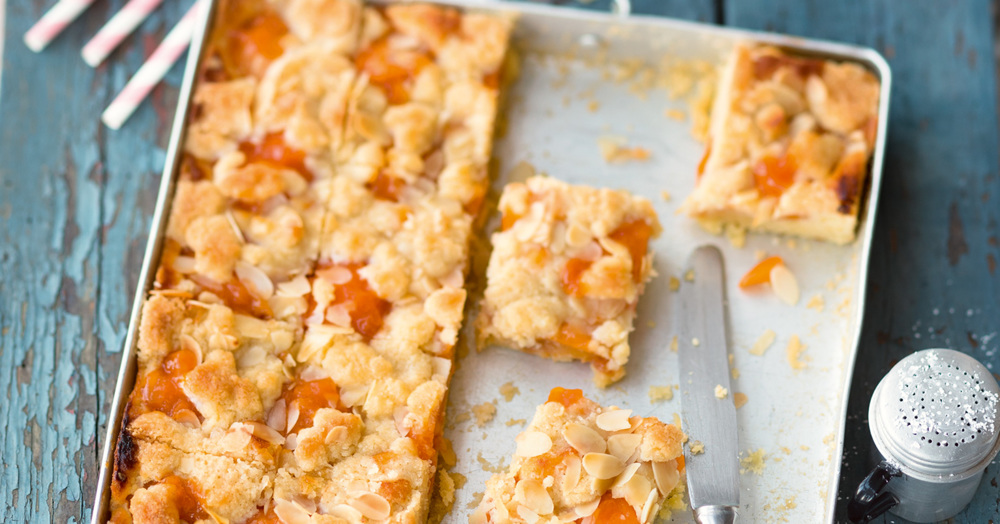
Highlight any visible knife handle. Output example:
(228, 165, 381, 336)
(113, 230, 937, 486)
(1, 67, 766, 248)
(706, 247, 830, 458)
(694, 505, 737, 524)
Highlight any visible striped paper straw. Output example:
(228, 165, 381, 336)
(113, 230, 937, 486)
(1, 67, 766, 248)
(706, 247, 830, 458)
(24, 0, 97, 52)
(102, 0, 204, 130)
(82, 0, 166, 67)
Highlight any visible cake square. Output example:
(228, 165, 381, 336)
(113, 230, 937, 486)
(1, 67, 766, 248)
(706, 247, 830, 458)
(680, 43, 880, 245)
(473, 388, 685, 523)
(478, 176, 661, 386)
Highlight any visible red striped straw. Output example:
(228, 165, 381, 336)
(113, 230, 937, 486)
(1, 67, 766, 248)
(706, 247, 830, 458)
(102, 0, 205, 130)
(82, 0, 166, 67)
(24, 0, 97, 52)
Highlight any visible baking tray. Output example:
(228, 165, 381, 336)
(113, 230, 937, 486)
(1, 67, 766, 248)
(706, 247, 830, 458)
(90, 1, 890, 522)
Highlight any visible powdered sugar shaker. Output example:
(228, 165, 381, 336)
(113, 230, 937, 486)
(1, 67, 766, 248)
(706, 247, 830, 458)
(848, 349, 1000, 523)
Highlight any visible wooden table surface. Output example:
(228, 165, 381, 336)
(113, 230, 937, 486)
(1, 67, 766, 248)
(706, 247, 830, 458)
(2, 0, 998, 522)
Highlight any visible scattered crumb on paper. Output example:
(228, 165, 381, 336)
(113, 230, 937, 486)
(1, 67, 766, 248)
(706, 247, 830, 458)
(587, 100, 600, 112)
(438, 437, 457, 467)
(692, 337, 700, 347)
(669, 336, 678, 352)
(477, 452, 507, 473)
(664, 108, 686, 121)
(499, 382, 520, 402)
(597, 136, 651, 163)
(807, 294, 825, 312)
(684, 269, 695, 282)
(649, 385, 674, 403)
(472, 401, 497, 427)
(733, 392, 748, 409)
(669, 276, 681, 291)
(754, 249, 767, 261)
(750, 329, 776, 356)
(506, 418, 527, 427)
(714, 385, 729, 399)
(786, 335, 807, 370)
(725, 223, 747, 248)
(690, 441, 705, 454)
(731, 367, 741, 380)
(660, 190, 672, 201)
(740, 448, 766, 474)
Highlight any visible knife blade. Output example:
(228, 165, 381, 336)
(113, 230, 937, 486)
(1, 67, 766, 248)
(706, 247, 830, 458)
(677, 245, 740, 524)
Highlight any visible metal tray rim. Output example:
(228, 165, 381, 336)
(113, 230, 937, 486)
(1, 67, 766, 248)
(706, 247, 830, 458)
(89, 2, 892, 522)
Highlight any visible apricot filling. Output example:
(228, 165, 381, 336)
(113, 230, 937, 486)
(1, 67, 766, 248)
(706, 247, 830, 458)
(739, 255, 784, 289)
(752, 154, 797, 198)
(222, 10, 289, 79)
(280, 377, 342, 434)
(609, 219, 653, 283)
(189, 273, 273, 319)
(317, 262, 392, 341)
(546, 387, 584, 408)
(160, 476, 210, 523)
(579, 493, 640, 524)
(355, 36, 433, 105)
(239, 132, 311, 182)
(135, 349, 200, 422)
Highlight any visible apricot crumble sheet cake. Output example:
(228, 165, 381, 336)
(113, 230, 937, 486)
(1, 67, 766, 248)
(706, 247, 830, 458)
(473, 388, 685, 523)
(679, 43, 880, 245)
(477, 176, 662, 387)
(109, 0, 512, 522)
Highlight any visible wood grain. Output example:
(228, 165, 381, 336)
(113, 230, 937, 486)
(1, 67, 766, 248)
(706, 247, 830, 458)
(3, 0, 998, 523)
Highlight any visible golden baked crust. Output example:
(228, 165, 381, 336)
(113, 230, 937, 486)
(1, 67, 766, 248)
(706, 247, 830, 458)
(477, 176, 661, 386)
(473, 388, 684, 523)
(111, 1, 512, 522)
(679, 43, 880, 245)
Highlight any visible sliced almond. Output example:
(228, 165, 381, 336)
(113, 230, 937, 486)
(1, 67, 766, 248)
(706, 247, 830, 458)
(273, 499, 311, 524)
(172, 255, 197, 274)
(327, 503, 363, 521)
(595, 409, 633, 432)
(179, 334, 203, 364)
(640, 486, 659, 523)
(299, 365, 329, 382)
(652, 459, 680, 495)
(623, 474, 653, 508)
(237, 345, 266, 368)
(174, 409, 201, 429)
(582, 452, 625, 479)
(247, 421, 285, 445)
(236, 261, 275, 299)
(769, 263, 799, 305)
(267, 399, 287, 433)
(276, 275, 311, 297)
(325, 303, 353, 328)
(562, 454, 582, 493)
(286, 401, 301, 435)
(351, 492, 390, 520)
(325, 426, 348, 445)
(607, 433, 642, 463)
(317, 265, 353, 285)
(292, 495, 316, 514)
(515, 505, 540, 523)
(515, 479, 554, 515)
(750, 329, 776, 356)
(340, 385, 370, 408)
(515, 431, 552, 458)
(284, 432, 298, 451)
(574, 498, 601, 517)
(224, 209, 246, 244)
(563, 423, 606, 455)
(430, 356, 452, 382)
(612, 462, 642, 488)
(576, 241, 603, 262)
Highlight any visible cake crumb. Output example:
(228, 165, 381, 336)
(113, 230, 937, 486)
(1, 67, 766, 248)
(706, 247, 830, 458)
(684, 269, 695, 282)
(472, 401, 497, 427)
(806, 294, 825, 312)
(740, 448, 766, 474)
(690, 441, 705, 454)
(477, 452, 507, 473)
(692, 337, 700, 347)
(669, 336, 678, 352)
(750, 329, 776, 356)
(754, 249, 767, 261)
(597, 136, 651, 163)
(649, 385, 674, 402)
(467, 492, 485, 510)
(800, 445, 810, 451)
(786, 335, 807, 370)
(664, 108, 686, 121)
(714, 385, 728, 399)
(733, 392, 748, 409)
(669, 276, 681, 291)
(427, 469, 459, 523)
(779, 446, 791, 455)
(725, 223, 747, 248)
(499, 382, 520, 402)
(438, 437, 457, 467)
(660, 190, 672, 201)
(587, 100, 600, 112)
(646, 320, 656, 328)
(731, 367, 740, 380)
(673, 412, 682, 428)
(506, 418, 526, 427)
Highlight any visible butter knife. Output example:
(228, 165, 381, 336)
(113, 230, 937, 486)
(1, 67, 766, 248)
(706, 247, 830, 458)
(677, 245, 740, 524)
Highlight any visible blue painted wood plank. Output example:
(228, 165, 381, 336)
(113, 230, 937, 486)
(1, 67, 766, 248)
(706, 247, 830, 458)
(723, 0, 1000, 522)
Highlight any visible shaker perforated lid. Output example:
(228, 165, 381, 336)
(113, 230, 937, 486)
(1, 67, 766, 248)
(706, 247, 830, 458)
(869, 349, 1000, 479)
